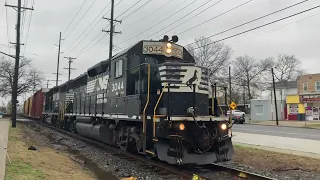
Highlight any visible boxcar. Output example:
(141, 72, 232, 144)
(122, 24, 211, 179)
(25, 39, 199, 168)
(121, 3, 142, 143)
(30, 88, 49, 119)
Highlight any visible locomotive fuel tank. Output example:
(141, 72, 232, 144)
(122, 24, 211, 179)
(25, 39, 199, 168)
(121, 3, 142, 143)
(75, 122, 113, 144)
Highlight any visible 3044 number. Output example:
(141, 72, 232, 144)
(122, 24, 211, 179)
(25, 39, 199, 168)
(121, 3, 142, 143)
(111, 81, 124, 92)
(143, 45, 163, 53)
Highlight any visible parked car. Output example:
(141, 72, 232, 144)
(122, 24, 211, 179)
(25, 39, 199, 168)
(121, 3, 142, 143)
(227, 110, 245, 124)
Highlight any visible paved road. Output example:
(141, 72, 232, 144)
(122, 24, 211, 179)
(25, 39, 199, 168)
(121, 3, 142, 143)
(232, 123, 320, 141)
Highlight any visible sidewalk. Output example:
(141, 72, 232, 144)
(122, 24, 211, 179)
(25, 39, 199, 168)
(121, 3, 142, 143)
(232, 131, 320, 159)
(247, 120, 320, 129)
(0, 119, 10, 180)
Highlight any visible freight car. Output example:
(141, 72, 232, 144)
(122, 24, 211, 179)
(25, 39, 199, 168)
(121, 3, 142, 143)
(26, 35, 234, 165)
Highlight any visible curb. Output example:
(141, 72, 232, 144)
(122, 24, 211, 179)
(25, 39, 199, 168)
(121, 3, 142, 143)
(243, 122, 320, 130)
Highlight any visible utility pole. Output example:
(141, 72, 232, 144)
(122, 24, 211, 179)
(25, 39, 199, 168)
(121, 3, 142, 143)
(102, 0, 122, 71)
(5, 0, 34, 128)
(229, 66, 232, 124)
(55, 32, 63, 86)
(46, 79, 58, 88)
(271, 68, 279, 125)
(64, 57, 76, 81)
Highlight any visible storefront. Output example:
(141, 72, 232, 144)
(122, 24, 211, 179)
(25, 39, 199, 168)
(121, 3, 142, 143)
(300, 95, 320, 120)
(286, 95, 305, 120)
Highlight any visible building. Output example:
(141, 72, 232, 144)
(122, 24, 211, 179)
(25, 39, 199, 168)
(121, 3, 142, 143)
(250, 99, 283, 121)
(297, 73, 320, 120)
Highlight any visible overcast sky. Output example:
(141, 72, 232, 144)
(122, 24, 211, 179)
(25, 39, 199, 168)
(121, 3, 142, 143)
(1, 0, 320, 104)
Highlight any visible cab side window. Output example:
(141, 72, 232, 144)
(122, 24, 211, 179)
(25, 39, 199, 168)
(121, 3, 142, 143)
(114, 59, 123, 78)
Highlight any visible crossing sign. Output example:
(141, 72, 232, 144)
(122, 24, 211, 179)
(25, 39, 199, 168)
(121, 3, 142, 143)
(229, 101, 237, 110)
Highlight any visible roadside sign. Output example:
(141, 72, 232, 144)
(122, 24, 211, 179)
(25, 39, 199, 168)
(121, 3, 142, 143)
(229, 101, 237, 110)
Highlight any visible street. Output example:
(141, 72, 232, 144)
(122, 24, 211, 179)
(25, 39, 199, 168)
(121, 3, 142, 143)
(231, 123, 320, 157)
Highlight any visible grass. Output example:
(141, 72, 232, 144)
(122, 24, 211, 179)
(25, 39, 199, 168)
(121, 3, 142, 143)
(233, 144, 320, 172)
(4, 123, 46, 180)
(4, 122, 96, 180)
(5, 161, 45, 180)
(306, 123, 320, 129)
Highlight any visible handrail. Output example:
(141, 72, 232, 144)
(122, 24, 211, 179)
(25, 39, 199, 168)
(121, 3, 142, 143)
(142, 63, 150, 134)
(153, 83, 168, 138)
(153, 84, 168, 118)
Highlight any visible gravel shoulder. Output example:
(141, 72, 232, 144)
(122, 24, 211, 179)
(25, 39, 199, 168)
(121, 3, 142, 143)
(18, 121, 183, 180)
(5, 122, 96, 180)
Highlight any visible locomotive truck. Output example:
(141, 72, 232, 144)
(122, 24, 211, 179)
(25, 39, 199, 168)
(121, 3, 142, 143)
(23, 35, 234, 165)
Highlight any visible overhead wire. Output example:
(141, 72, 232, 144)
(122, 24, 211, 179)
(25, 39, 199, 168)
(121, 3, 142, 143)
(22, 0, 35, 56)
(189, 4, 320, 51)
(62, 0, 88, 35)
(177, 0, 255, 35)
(120, 0, 153, 20)
(116, 0, 254, 50)
(5, 0, 11, 59)
(72, 0, 141, 58)
(186, 0, 309, 47)
(62, 0, 112, 55)
(124, 0, 171, 29)
(115, 0, 143, 19)
(63, 0, 98, 41)
(20, 0, 28, 42)
(63, 0, 130, 56)
(231, 12, 320, 45)
(116, 0, 196, 46)
(144, 0, 224, 40)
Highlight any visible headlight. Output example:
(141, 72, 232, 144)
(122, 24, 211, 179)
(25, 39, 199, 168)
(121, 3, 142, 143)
(221, 123, 227, 130)
(179, 123, 185, 131)
(166, 48, 172, 53)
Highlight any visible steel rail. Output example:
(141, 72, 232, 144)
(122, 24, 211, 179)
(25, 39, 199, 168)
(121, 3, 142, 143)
(20, 115, 275, 180)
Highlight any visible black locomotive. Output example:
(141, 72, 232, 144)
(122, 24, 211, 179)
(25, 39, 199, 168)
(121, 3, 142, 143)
(42, 35, 234, 165)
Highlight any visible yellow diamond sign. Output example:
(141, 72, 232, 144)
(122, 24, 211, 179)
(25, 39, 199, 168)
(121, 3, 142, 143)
(229, 101, 237, 110)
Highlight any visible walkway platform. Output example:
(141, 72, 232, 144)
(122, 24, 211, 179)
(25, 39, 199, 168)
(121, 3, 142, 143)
(0, 119, 10, 180)
(233, 131, 320, 159)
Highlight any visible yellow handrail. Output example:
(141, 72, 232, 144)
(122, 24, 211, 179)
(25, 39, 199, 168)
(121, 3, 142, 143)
(142, 64, 150, 134)
(153, 84, 168, 118)
(153, 84, 168, 138)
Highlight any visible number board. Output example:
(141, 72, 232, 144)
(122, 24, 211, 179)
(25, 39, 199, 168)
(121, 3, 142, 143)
(142, 41, 183, 59)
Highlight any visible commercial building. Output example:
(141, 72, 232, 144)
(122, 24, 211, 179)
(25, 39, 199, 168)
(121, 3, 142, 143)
(297, 73, 320, 120)
(251, 80, 297, 121)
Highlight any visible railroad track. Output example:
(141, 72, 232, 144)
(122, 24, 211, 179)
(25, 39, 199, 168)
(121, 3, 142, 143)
(21, 117, 276, 180)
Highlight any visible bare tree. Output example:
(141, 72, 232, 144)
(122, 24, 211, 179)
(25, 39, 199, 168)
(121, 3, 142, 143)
(271, 54, 305, 82)
(233, 55, 273, 99)
(0, 57, 44, 97)
(186, 36, 233, 84)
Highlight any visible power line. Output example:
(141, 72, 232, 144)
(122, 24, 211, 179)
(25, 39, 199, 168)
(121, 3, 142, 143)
(178, 0, 254, 35)
(5, 1, 11, 60)
(116, 0, 254, 52)
(117, 0, 194, 46)
(190, 4, 320, 51)
(63, 0, 98, 41)
(124, 0, 171, 29)
(20, 0, 28, 42)
(63, 0, 88, 34)
(63, 0, 126, 55)
(116, 0, 142, 18)
(68, 1, 127, 57)
(75, 32, 104, 57)
(231, 12, 320, 45)
(186, 0, 308, 47)
(120, 0, 154, 21)
(62, 2, 111, 55)
(23, 0, 35, 56)
(144, 0, 224, 40)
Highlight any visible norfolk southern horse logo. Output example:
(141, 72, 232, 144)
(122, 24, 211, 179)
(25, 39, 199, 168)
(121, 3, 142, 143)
(186, 69, 198, 89)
